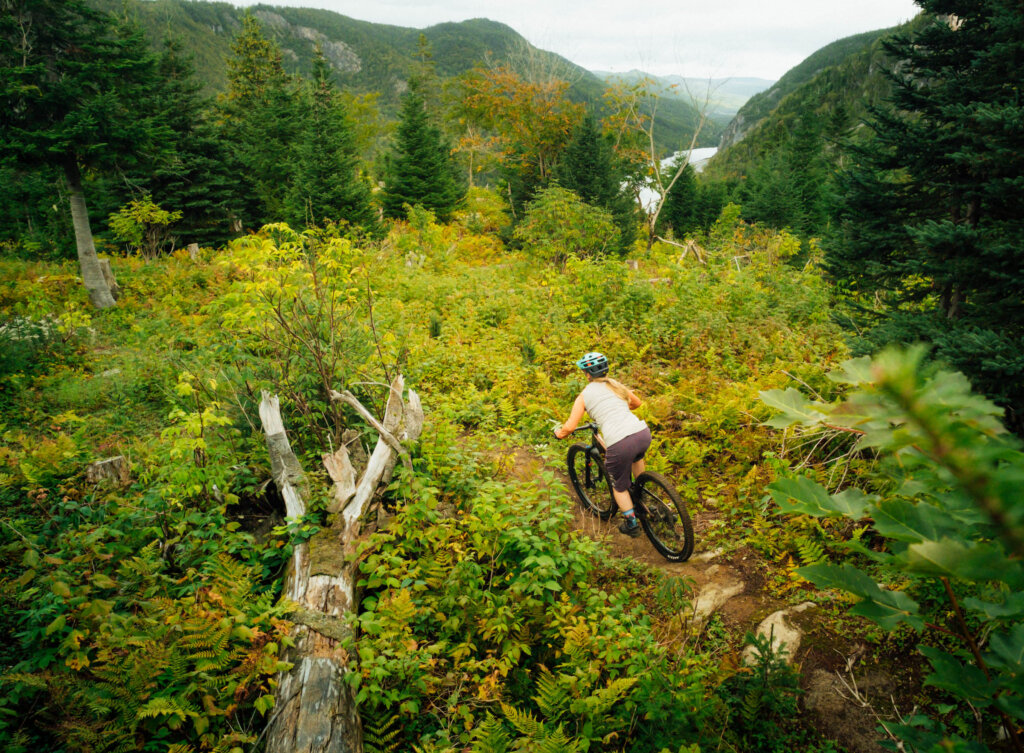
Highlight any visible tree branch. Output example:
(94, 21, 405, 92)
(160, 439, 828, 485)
(330, 389, 413, 473)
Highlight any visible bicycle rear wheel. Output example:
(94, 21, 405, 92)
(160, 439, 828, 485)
(635, 471, 694, 562)
(567, 444, 616, 520)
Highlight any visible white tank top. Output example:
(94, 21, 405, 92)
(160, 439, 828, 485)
(582, 382, 647, 447)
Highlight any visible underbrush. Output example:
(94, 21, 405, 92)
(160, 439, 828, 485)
(1, 206, 857, 752)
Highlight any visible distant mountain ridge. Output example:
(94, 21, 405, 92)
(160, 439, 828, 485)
(715, 26, 901, 152)
(595, 71, 775, 120)
(702, 15, 932, 187)
(94, 0, 721, 151)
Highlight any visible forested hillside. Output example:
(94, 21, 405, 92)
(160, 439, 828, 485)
(89, 0, 720, 151)
(714, 26, 899, 151)
(2, 1, 1023, 752)
(696, 22, 912, 238)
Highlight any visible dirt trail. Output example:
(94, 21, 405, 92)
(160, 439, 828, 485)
(498, 444, 895, 753)
(500, 445, 776, 630)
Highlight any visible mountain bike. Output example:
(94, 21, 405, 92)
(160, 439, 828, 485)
(565, 422, 694, 562)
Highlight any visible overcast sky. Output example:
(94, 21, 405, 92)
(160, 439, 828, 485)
(233, 0, 922, 80)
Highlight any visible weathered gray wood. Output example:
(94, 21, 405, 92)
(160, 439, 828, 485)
(86, 455, 129, 485)
(330, 386, 413, 473)
(260, 390, 361, 753)
(97, 258, 122, 300)
(260, 392, 309, 521)
(323, 444, 356, 514)
(260, 374, 422, 753)
(65, 162, 115, 309)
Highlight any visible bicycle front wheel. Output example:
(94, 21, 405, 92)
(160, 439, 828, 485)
(635, 471, 694, 562)
(567, 444, 616, 520)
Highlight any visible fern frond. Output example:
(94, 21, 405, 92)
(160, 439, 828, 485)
(740, 686, 760, 725)
(537, 725, 582, 753)
(561, 621, 592, 661)
(363, 705, 404, 753)
(587, 675, 637, 717)
(501, 703, 545, 738)
(796, 536, 826, 566)
(470, 713, 510, 753)
(135, 695, 197, 722)
(533, 666, 570, 721)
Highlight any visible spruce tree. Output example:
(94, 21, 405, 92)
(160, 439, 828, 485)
(131, 36, 235, 247)
(827, 0, 1024, 429)
(382, 89, 461, 221)
(741, 152, 806, 232)
(0, 0, 159, 306)
(289, 48, 375, 232)
(219, 13, 301, 228)
(554, 114, 637, 251)
(657, 163, 700, 239)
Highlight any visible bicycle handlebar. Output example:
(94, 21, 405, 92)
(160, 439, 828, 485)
(570, 422, 599, 435)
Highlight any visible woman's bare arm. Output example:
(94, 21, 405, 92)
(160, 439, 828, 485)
(627, 389, 642, 409)
(555, 394, 587, 439)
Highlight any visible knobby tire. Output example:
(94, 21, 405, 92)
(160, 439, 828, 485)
(567, 444, 615, 520)
(635, 471, 694, 562)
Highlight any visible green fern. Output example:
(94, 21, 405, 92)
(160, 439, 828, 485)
(135, 695, 198, 722)
(470, 713, 510, 753)
(795, 535, 826, 566)
(587, 675, 637, 718)
(537, 725, 582, 753)
(533, 666, 570, 721)
(502, 703, 545, 738)
(739, 685, 761, 726)
(363, 705, 404, 753)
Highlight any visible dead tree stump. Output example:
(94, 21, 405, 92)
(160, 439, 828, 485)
(259, 374, 422, 753)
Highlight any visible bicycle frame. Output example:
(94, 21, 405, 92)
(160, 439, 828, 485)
(568, 423, 647, 516)
(566, 422, 695, 561)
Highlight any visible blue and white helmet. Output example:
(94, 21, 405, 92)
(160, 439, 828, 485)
(576, 352, 609, 377)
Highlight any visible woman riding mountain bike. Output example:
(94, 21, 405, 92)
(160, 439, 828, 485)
(553, 351, 651, 538)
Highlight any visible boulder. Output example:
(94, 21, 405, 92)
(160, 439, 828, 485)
(741, 601, 815, 665)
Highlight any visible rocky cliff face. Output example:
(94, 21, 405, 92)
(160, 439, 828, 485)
(254, 10, 362, 74)
(717, 81, 793, 150)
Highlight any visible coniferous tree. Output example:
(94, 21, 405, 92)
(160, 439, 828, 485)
(383, 89, 462, 221)
(657, 163, 700, 239)
(785, 113, 828, 234)
(554, 114, 637, 252)
(219, 13, 301, 228)
(1, 0, 159, 306)
(741, 152, 806, 232)
(289, 48, 376, 232)
(827, 0, 1024, 429)
(131, 36, 236, 247)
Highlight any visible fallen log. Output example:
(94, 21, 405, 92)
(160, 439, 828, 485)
(259, 374, 422, 753)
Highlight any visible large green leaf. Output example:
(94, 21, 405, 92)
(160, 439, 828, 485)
(920, 646, 996, 706)
(871, 499, 956, 543)
(759, 388, 828, 428)
(964, 592, 1024, 620)
(827, 356, 874, 385)
(797, 562, 923, 631)
(988, 624, 1024, 673)
(829, 488, 875, 519)
(768, 477, 833, 516)
(905, 539, 1014, 584)
(768, 477, 872, 519)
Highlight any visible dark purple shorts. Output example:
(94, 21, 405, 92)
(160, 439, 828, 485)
(605, 426, 652, 492)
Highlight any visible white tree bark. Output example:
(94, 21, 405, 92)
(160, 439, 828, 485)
(64, 161, 116, 309)
(259, 375, 422, 753)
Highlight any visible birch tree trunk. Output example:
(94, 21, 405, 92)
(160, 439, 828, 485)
(64, 160, 116, 310)
(260, 375, 423, 753)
